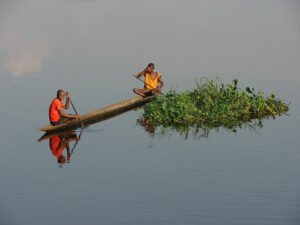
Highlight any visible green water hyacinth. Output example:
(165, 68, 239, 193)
(143, 79, 289, 128)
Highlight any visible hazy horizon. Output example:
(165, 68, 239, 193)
(0, 0, 299, 85)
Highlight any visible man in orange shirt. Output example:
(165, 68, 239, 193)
(133, 63, 164, 97)
(49, 89, 80, 126)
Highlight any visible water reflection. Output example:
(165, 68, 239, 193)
(0, 22, 47, 77)
(138, 117, 265, 140)
(39, 130, 82, 165)
(137, 118, 156, 137)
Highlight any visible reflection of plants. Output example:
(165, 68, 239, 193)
(144, 79, 289, 129)
(151, 119, 264, 140)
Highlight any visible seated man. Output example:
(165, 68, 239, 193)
(133, 63, 164, 97)
(49, 89, 80, 126)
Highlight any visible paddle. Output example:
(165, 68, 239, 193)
(68, 94, 84, 128)
(132, 74, 164, 96)
(70, 128, 84, 156)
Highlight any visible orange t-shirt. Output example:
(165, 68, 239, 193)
(49, 135, 64, 158)
(49, 98, 63, 122)
(144, 73, 161, 90)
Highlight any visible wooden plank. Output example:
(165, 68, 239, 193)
(38, 96, 153, 133)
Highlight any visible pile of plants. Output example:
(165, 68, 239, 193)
(143, 79, 289, 128)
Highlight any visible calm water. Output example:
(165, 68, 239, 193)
(1, 1, 300, 225)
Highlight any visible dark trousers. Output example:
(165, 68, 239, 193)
(51, 117, 71, 126)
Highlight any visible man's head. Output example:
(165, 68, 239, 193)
(56, 89, 65, 101)
(147, 63, 155, 73)
(57, 155, 66, 164)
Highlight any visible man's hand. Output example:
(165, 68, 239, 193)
(150, 88, 159, 95)
(154, 87, 162, 92)
(66, 92, 71, 99)
(144, 67, 150, 73)
(67, 154, 71, 161)
(73, 114, 81, 119)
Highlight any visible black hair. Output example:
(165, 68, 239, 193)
(56, 89, 64, 98)
(148, 63, 155, 68)
(58, 155, 66, 164)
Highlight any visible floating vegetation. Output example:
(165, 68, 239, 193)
(143, 79, 289, 129)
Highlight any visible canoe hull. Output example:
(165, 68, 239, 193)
(38, 96, 152, 133)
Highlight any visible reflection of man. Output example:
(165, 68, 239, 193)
(133, 63, 164, 97)
(49, 133, 79, 164)
(49, 89, 80, 126)
(137, 118, 155, 135)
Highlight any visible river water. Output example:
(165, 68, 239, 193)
(0, 1, 300, 225)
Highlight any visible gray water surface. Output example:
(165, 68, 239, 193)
(0, 1, 300, 225)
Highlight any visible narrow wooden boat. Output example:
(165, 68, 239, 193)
(38, 96, 153, 133)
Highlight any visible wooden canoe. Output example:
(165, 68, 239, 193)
(38, 96, 153, 133)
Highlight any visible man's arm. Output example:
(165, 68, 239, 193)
(157, 75, 164, 90)
(136, 67, 149, 79)
(65, 143, 71, 161)
(63, 92, 70, 110)
(59, 110, 80, 119)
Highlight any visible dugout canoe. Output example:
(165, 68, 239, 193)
(38, 96, 153, 133)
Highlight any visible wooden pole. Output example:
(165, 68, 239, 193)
(69, 98, 84, 128)
(71, 128, 84, 155)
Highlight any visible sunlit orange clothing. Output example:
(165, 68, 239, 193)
(49, 98, 63, 122)
(144, 73, 161, 90)
(49, 135, 64, 158)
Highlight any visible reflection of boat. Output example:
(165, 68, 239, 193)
(38, 96, 153, 133)
(38, 130, 78, 142)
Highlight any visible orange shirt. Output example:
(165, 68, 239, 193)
(144, 73, 161, 90)
(49, 135, 64, 158)
(49, 98, 63, 122)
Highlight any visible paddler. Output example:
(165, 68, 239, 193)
(133, 63, 164, 97)
(49, 89, 80, 126)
